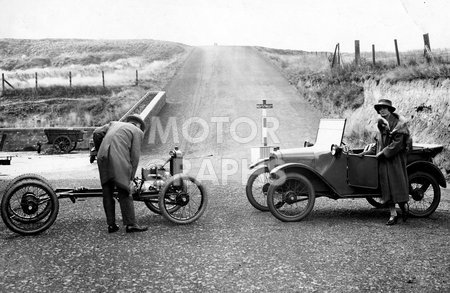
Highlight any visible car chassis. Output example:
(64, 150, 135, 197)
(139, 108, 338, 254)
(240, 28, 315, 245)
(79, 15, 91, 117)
(1, 147, 208, 235)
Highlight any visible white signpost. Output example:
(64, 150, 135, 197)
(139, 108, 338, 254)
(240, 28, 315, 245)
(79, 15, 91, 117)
(256, 99, 273, 147)
(251, 100, 274, 162)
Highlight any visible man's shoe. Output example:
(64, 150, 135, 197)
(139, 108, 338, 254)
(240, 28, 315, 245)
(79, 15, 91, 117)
(126, 224, 148, 233)
(108, 224, 120, 233)
(386, 216, 398, 226)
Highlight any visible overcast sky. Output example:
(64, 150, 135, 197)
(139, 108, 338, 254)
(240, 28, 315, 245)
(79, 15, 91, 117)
(1, 0, 449, 52)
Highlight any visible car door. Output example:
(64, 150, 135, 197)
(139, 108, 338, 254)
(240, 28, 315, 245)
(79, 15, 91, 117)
(347, 154, 378, 189)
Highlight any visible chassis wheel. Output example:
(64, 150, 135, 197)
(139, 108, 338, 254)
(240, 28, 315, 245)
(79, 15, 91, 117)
(145, 198, 181, 215)
(158, 174, 207, 224)
(267, 173, 315, 222)
(54, 135, 72, 153)
(246, 166, 271, 211)
(366, 197, 387, 208)
(2, 173, 51, 194)
(1, 177, 59, 235)
(408, 171, 440, 217)
(144, 200, 162, 214)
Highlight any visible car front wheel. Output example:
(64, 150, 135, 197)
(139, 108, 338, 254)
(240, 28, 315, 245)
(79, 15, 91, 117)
(246, 166, 271, 211)
(267, 173, 315, 222)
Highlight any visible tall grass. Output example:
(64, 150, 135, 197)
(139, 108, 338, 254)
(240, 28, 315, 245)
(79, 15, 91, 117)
(2, 55, 184, 89)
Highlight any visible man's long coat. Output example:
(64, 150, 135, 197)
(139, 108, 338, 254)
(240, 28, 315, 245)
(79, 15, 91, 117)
(96, 121, 143, 192)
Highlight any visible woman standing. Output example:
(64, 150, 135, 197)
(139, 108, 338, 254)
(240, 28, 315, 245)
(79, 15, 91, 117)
(362, 99, 411, 225)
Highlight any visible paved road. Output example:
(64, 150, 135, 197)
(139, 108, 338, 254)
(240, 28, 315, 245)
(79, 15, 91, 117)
(0, 47, 449, 292)
(142, 46, 320, 183)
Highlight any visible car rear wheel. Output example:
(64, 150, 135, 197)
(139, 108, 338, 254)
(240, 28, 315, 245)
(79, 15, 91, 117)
(246, 166, 271, 211)
(408, 171, 440, 217)
(1, 177, 59, 235)
(267, 173, 315, 222)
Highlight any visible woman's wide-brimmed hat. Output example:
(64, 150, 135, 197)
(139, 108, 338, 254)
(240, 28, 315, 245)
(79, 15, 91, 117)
(374, 99, 396, 113)
(125, 114, 146, 132)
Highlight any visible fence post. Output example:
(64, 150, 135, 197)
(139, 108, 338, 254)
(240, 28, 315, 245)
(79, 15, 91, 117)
(69, 71, 72, 87)
(423, 33, 432, 63)
(337, 43, 340, 66)
(394, 39, 401, 66)
(355, 40, 360, 66)
(35, 72, 38, 90)
(102, 71, 105, 88)
(332, 43, 340, 68)
(1, 73, 4, 96)
(372, 44, 376, 66)
(135, 70, 138, 86)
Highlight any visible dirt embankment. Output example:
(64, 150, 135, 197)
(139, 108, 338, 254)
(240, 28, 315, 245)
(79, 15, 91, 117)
(345, 79, 450, 178)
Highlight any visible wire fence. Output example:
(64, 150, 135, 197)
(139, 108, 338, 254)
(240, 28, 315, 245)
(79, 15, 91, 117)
(1, 70, 141, 96)
(330, 34, 450, 68)
(339, 50, 450, 66)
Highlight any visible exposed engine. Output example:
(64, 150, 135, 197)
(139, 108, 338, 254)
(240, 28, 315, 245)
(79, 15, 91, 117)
(141, 164, 171, 192)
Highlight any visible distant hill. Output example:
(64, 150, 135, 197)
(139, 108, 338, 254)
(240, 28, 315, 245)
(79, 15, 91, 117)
(0, 38, 189, 70)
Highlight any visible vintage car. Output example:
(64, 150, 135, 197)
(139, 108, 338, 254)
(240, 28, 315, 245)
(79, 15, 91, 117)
(246, 119, 447, 222)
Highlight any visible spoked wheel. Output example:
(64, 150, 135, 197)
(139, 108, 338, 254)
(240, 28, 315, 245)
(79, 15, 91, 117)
(158, 174, 207, 224)
(145, 197, 181, 215)
(366, 197, 387, 208)
(54, 135, 72, 153)
(246, 166, 271, 211)
(144, 199, 163, 214)
(1, 176, 59, 235)
(267, 173, 315, 222)
(408, 171, 440, 217)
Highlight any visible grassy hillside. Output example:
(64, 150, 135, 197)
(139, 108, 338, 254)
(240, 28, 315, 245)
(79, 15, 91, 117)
(0, 39, 192, 127)
(256, 46, 450, 118)
(0, 39, 187, 70)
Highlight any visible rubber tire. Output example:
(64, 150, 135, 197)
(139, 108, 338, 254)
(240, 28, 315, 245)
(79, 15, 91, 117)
(2, 173, 53, 194)
(1, 174, 55, 224)
(158, 174, 207, 224)
(144, 200, 162, 215)
(408, 171, 440, 217)
(245, 166, 270, 211)
(1, 178, 59, 235)
(267, 173, 315, 222)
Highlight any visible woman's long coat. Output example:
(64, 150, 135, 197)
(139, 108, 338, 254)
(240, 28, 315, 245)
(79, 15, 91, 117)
(369, 114, 411, 204)
(96, 121, 143, 192)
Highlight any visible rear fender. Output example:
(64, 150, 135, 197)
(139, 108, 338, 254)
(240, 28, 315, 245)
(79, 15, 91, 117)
(407, 161, 447, 188)
(269, 163, 338, 195)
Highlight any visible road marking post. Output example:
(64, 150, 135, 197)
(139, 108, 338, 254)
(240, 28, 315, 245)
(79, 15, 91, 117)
(252, 100, 274, 162)
(256, 99, 273, 147)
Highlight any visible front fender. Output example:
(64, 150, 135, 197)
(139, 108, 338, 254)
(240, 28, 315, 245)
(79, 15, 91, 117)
(249, 158, 269, 170)
(407, 161, 447, 188)
(269, 163, 339, 195)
